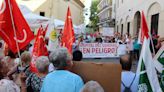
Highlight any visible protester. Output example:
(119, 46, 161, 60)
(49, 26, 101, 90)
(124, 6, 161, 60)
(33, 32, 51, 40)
(126, 35, 134, 54)
(25, 56, 49, 92)
(117, 36, 127, 56)
(133, 36, 141, 60)
(7, 51, 32, 78)
(73, 50, 83, 61)
(155, 36, 162, 53)
(0, 59, 20, 92)
(1, 49, 20, 85)
(120, 55, 139, 92)
(95, 30, 103, 43)
(7, 51, 32, 88)
(80, 81, 104, 92)
(2, 49, 17, 71)
(151, 35, 161, 54)
(41, 47, 84, 92)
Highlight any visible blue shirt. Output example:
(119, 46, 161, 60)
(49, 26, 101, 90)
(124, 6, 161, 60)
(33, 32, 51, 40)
(121, 71, 139, 92)
(133, 39, 141, 50)
(41, 70, 84, 92)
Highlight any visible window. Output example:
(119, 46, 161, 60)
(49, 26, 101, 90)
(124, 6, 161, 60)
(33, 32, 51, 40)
(117, 25, 119, 32)
(151, 13, 159, 36)
(121, 24, 123, 37)
(40, 12, 45, 16)
(127, 22, 130, 36)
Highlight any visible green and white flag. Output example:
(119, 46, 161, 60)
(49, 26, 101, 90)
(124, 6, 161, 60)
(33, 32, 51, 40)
(153, 45, 164, 91)
(137, 38, 162, 92)
(138, 60, 152, 92)
(153, 45, 164, 73)
(137, 11, 162, 92)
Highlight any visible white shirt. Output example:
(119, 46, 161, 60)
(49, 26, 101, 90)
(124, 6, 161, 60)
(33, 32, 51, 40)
(48, 63, 56, 72)
(126, 39, 134, 51)
(121, 71, 139, 92)
(117, 44, 127, 56)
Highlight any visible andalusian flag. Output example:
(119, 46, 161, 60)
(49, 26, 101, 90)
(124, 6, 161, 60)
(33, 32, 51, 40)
(153, 45, 164, 91)
(153, 45, 164, 73)
(137, 11, 162, 92)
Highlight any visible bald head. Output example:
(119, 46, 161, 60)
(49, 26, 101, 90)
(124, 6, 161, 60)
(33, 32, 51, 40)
(120, 55, 132, 71)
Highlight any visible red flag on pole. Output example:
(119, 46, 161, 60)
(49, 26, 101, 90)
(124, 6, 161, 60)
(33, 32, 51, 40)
(61, 7, 75, 54)
(141, 11, 149, 42)
(32, 26, 48, 56)
(31, 26, 48, 72)
(43, 24, 49, 37)
(0, 0, 34, 53)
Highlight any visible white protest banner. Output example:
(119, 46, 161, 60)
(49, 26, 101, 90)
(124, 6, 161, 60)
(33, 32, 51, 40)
(79, 43, 118, 58)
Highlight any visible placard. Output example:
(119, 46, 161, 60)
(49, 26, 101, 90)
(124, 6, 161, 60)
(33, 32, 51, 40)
(79, 43, 118, 58)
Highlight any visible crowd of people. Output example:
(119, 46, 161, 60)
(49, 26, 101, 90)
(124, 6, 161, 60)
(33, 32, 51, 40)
(0, 45, 107, 92)
(75, 31, 162, 60)
(0, 30, 163, 92)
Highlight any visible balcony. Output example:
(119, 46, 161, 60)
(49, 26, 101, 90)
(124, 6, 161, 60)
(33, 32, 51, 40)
(97, 5, 112, 16)
(97, 18, 115, 27)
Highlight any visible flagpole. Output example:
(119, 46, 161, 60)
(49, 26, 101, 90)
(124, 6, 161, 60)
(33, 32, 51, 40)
(8, 0, 22, 67)
(149, 33, 156, 57)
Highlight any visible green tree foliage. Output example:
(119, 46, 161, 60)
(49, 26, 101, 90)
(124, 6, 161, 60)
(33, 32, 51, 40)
(89, 0, 99, 30)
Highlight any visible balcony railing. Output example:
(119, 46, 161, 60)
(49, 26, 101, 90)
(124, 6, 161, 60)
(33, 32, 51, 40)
(97, 5, 112, 16)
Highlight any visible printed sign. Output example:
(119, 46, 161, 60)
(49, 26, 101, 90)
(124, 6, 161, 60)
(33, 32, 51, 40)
(79, 43, 118, 58)
(102, 27, 114, 36)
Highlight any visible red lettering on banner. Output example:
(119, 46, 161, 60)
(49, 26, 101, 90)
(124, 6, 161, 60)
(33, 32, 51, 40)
(96, 48, 100, 53)
(104, 48, 109, 53)
(92, 48, 95, 53)
(79, 43, 118, 58)
(83, 48, 90, 54)
(91, 48, 116, 53)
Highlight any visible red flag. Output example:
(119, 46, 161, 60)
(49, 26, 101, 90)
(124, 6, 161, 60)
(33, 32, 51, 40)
(31, 26, 48, 72)
(43, 24, 49, 37)
(140, 11, 149, 43)
(32, 26, 48, 56)
(61, 7, 75, 54)
(0, 0, 34, 53)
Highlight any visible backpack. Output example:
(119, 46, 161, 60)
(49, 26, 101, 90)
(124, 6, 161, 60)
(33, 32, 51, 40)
(123, 87, 132, 92)
(121, 74, 136, 92)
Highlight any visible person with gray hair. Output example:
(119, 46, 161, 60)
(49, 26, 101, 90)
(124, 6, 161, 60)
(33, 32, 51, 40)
(41, 47, 84, 92)
(35, 56, 50, 73)
(80, 81, 104, 92)
(25, 56, 50, 92)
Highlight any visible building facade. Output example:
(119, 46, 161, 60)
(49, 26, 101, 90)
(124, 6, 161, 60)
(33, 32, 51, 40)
(97, 0, 115, 32)
(116, 0, 164, 38)
(16, 0, 85, 25)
